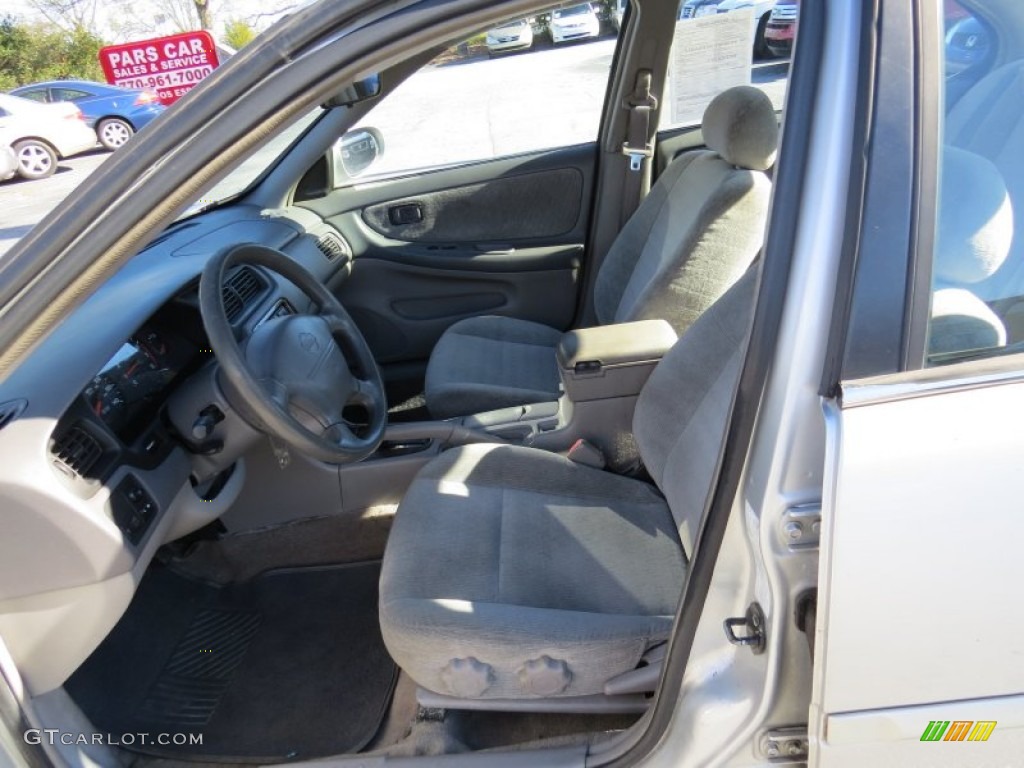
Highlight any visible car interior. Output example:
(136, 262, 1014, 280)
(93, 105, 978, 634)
(0, 0, 1020, 765)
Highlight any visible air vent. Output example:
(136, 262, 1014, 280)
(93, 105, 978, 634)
(0, 400, 27, 431)
(315, 232, 349, 262)
(52, 426, 103, 479)
(222, 267, 267, 323)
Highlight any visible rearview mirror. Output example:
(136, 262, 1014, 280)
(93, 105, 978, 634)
(323, 74, 382, 108)
(338, 127, 384, 178)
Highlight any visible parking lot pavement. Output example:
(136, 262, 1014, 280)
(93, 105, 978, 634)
(0, 150, 108, 258)
(0, 41, 788, 259)
(361, 42, 788, 177)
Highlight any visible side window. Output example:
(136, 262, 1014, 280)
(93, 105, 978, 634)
(659, 0, 790, 131)
(18, 90, 48, 103)
(343, 3, 619, 182)
(51, 89, 91, 102)
(924, 1, 1020, 367)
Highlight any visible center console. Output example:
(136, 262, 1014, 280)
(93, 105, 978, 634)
(457, 319, 678, 467)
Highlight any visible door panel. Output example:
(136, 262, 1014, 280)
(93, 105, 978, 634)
(338, 256, 578, 362)
(813, 376, 1024, 764)
(305, 145, 596, 365)
(360, 167, 583, 243)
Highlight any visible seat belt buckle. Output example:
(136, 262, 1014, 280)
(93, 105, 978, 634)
(567, 438, 606, 469)
(622, 144, 653, 172)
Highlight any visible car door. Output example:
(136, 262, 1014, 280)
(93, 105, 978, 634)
(812, 0, 1024, 763)
(295, 9, 622, 371)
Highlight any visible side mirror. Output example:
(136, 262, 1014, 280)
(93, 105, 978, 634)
(338, 127, 384, 178)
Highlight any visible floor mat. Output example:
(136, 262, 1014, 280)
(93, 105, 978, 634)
(67, 561, 397, 762)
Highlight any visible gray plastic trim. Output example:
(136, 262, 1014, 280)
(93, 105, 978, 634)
(416, 687, 650, 714)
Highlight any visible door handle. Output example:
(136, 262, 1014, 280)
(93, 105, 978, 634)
(388, 203, 423, 226)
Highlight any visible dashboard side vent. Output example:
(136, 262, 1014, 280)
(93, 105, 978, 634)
(222, 266, 267, 323)
(52, 426, 103, 479)
(0, 400, 27, 431)
(316, 232, 349, 262)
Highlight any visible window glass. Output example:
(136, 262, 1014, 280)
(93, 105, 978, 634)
(924, 1, 1023, 366)
(658, 0, 790, 130)
(343, 4, 619, 182)
(18, 90, 48, 103)
(51, 88, 91, 102)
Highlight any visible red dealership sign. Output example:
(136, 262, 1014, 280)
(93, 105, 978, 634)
(99, 31, 220, 106)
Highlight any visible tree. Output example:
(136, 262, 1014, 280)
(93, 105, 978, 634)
(0, 15, 105, 90)
(222, 17, 255, 49)
(193, 0, 212, 30)
(26, 0, 99, 34)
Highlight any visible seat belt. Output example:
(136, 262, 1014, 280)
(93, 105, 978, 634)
(620, 69, 658, 227)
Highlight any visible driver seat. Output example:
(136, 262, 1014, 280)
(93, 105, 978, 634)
(423, 85, 777, 419)
(379, 267, 756, 701)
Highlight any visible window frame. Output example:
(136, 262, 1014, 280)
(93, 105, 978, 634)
(825, 0, 942, 388)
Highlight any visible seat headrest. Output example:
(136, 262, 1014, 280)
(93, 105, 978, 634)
(701, 85, 779, 171)
(936, 146, 1013, 285)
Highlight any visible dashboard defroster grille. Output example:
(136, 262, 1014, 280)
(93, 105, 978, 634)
(222, 267, 267, 323)
(52, 426, 103, 479)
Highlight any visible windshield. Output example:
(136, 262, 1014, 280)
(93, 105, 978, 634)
(553, 5, 592, 18)
(181, 108, 322, 216)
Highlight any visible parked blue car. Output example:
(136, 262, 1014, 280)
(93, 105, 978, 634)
(9, 80, 165, 151)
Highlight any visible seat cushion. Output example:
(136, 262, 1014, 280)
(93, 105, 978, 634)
(424, 316, 563, 419)
(379, 443, 685, 699)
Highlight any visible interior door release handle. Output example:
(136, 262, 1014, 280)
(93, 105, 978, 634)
(388, 203, 423, 226)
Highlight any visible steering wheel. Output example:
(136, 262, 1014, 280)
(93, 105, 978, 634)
(199, 243, 387, 464)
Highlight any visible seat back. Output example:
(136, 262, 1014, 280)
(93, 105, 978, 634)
(633, 267, 756, 555)
(947, 60, 1024, 301)
(929, 146, 1012, 356)
(593, 85, 777, 336)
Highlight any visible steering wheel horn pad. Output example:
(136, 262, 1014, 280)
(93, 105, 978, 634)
(200, 243, 387, 463)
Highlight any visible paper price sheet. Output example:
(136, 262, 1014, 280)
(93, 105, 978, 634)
(668, 9, 754, 127)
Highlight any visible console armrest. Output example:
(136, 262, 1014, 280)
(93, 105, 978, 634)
(556, 320, 677, 402)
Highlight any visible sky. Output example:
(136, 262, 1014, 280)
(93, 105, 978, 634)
(0, 0, 313, 42)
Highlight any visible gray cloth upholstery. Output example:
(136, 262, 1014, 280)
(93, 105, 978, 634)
(424, 85, 776, 419)
(928, 147, 1012, 356)
(380, 443, 684, 699)
(947, 60, 1024, 301)
(425, 316, 563, 419)
(929, 288, 1006, 355)
(380, 272, 758, 700)
(593, 151, 770, 330)
(633, 269, 756, 554)
(935, 147, 1012, 286)
(361, 168, 584, 243)
(701, 85, 779, 172)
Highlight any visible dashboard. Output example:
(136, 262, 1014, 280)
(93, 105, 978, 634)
(0, 202, 353, 693)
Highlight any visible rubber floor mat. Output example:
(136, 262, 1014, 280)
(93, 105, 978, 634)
(67, 561, 397, 762)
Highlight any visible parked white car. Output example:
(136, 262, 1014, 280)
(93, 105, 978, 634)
(485, 18, 534, 55)
(550, 3, 601, 44)
(0, 93, 97, 180)
(0, 134, 16, 182)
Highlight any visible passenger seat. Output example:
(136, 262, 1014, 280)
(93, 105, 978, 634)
(929, 147, 1012, 357)
(946, 60, 1024, 304)
(425, 85, 779, 419)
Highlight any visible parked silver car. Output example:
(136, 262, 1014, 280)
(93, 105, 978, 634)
(485, 17, 534, 54)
